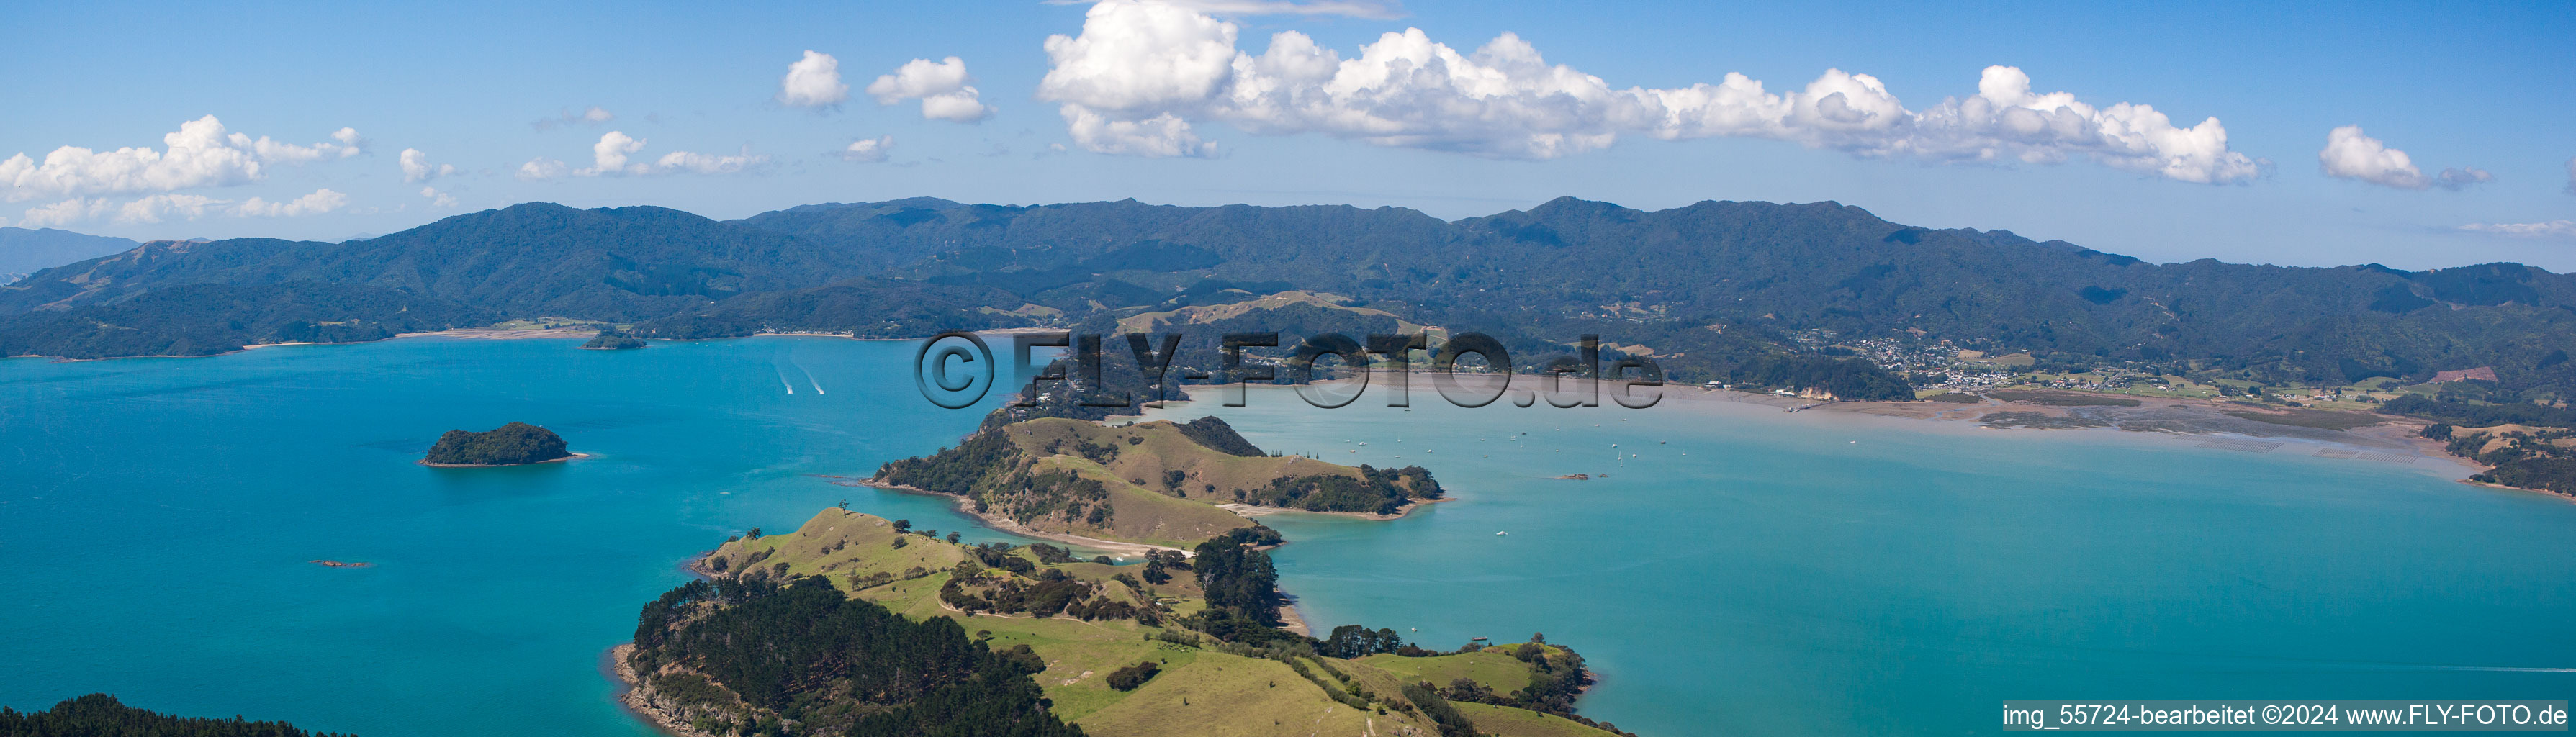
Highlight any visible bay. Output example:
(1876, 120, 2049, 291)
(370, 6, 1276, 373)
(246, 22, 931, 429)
(0, 336, 1022, 736)
(1147, 388, 2576, 736)
(7, 338, 2572, 737)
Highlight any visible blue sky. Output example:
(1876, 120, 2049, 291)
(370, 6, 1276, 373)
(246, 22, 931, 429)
(3, 0, 2572, 270)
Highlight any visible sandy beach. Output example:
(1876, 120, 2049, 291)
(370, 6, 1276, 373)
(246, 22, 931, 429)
(1216, 497, 1451, 522)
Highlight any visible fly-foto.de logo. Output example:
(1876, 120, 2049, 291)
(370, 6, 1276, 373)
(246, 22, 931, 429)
(913, 331, 1665, 410)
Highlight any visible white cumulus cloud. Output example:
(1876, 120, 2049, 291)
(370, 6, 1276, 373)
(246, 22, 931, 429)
(115, 194, 229, 224)
(842, 135, 893, 163)
(518, 158, 572, 181)
(420, 186, 459, 208)
(1033, 1, 2260, 183)
(779, 50, 851, 109)
(2320, 125, 2427, 189)
(2318, 125, 2489, 191)
(520, 132, 765, 179)
(655, 149, 767, 175)
(0, 116, 362, 201)
(21, 199, 109, 227)
(867, 57, 994, 122)
(2459, 220, 2576, 240)
(585, 131, 649, 175)
(233, 189, 348, 218)
(399, 148, 459, 183)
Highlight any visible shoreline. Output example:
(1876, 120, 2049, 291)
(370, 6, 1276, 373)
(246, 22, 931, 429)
(416, 451, 593, 469)
(1165, 379, 2542, 497)
(1216, 495, 1452, 522)
(607, 643, 718, 737)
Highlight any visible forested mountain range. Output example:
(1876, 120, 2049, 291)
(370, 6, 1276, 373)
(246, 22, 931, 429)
(4, 196, 2571, 399)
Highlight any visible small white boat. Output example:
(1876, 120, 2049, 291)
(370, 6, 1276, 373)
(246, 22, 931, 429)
(1495, 530, 1508, 535)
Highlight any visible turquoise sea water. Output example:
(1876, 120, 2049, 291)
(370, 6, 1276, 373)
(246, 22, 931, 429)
(0, 337, 1032, 736)
(6, 338, 2572, 736)
(1148, 389, 2576, 736)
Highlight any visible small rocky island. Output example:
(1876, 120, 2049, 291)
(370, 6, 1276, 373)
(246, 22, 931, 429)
(420, 422, 580, 466)
(580, 330, 646, 350)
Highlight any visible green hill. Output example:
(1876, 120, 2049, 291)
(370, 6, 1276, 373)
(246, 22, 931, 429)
(645, 510, 1620, 737)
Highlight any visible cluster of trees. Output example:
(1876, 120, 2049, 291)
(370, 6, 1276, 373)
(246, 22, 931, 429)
(1243, 465, 1442, 514)
(929, 543, 1154, 622)
(421, 422, 570, 466)
(581, 330, 645, 349)
(1103, 661, 1159, 691)
(1433, 638, 1610, 730)
(873, 431, 1129, 530)
(1174, 417, 1266, 457)
(1399, 682, 1480, 737)
(1024, 542, 1078, 564)
(627, 576, 1084, 737)
(1318, 625, 1410, 659)
(872, 430, 1014, 496)
(937, 565, 1148, 623)
(2389, 394, 2576, 496)
(2384, 393, 2576, 428)
(1189, 535, 1282, 625)
(1724, 354, 1915, 400)
(1138, 549, 1183, 585)
(0, 694, 348, 737)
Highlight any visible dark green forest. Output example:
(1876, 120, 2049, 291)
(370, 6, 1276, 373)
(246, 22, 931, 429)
(629, 576, 1084, 737)
(581, 330, 646, 349)
(421, 422, 570, 466)
(0, 694, 348, 737)
(9, 197, 2571, 402)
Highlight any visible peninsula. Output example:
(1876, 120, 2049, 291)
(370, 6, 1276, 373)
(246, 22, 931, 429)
(617, 352, 1629, 736)
(620, 508, 1625, 737)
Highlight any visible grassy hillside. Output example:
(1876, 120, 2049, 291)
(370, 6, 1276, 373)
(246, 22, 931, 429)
(1451, 702, 1624, 737)
(660, 509, 1613, 737)
(1358, 649, 1544, 693)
